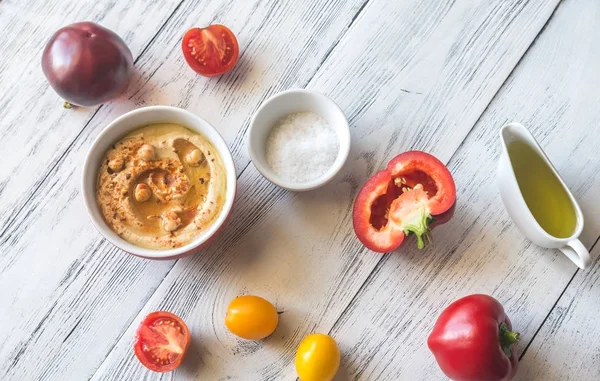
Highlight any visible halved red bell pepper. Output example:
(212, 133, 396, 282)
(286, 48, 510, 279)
(352, 151, 455, 252)
(427, 294, 520, 381)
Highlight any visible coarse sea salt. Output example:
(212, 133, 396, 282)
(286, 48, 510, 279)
(266, 112, 339, 183)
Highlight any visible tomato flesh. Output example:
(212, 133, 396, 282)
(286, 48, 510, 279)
(134, 311, 190, 372)
(182, 24, 239, 77)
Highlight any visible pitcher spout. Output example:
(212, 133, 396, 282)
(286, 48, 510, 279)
(500, 123, 537, 150)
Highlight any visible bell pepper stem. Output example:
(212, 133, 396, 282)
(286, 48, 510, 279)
(499, 322, 520, 357)
(403, 211, 433, 249)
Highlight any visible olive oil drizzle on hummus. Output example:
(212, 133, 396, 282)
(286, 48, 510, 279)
(96, 123, 226, 249)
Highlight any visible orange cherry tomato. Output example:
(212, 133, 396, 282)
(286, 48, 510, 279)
(181, 24, 239, 77)
(225, 295, 278, 340)
(133, 311, 190, 372)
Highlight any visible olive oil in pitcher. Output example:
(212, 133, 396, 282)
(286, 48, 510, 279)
(507, 140, 577, 238)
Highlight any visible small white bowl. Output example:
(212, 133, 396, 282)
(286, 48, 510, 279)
(248, 89, 350, 191)
(82, 106, 237, 260)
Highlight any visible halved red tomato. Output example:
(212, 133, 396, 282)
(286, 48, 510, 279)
(182, 24, 239, 77)
(133, 311, 191, 372)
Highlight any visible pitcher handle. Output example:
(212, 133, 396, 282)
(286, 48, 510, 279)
(559, 239, 591, 269)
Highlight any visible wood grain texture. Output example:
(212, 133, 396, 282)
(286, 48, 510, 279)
(0, 0, 371, 379)
(0, 0, 183, 231)
(517, 242, 600, 381)
(513, 0, 600, 379)
(0, 0, 184, 379)
(86, 1, 562, 380)
(329, 0, 600, 379)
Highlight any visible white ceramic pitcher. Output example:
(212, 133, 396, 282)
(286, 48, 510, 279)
(497, 122, 591, 269)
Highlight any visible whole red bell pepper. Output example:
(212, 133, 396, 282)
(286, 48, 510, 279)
(352, 151, 456, 252)
(427, 294, 520, 381)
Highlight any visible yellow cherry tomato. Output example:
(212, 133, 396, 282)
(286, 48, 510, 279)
(295, 333, 341, 381)
(225, 295, 278, 340)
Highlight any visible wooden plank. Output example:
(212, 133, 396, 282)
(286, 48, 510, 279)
(515, 1, 600, 379)
(0, 0, 372, 379)
(0, 0, 183, 378)
(0, 0, 182, 229)
(88, 1, 561, 379)
(327, 0, 600, 379)
(517, 243, 600, 381)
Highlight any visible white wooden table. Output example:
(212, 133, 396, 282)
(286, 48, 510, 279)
(2, 0, 600, 380)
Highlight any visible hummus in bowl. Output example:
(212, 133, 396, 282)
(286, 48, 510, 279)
(97, 123, 226, 249)
(82, 106, 236, 259)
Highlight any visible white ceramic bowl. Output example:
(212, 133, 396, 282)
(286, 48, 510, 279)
(248, 89, 350, 191)
(82, 106, 237, 260)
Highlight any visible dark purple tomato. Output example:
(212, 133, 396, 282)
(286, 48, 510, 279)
(42, 22, 133, 107)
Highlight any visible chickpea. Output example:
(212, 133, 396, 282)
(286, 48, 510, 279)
(138, 144, 155, 161)
(185, 148, 203, 166)
(134, 183, 152, 202)
(108, 157, 124, 172)
(162, 211, 181, 232)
